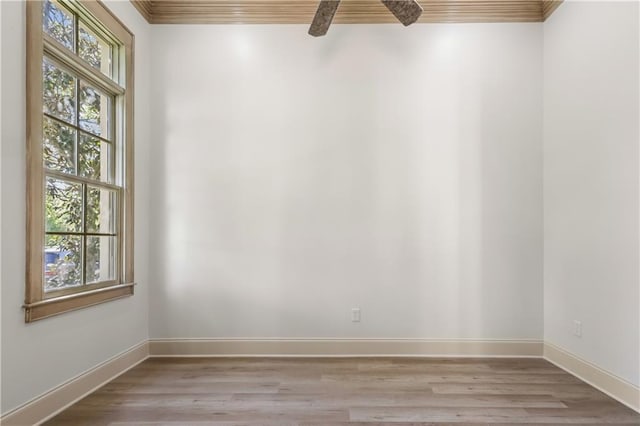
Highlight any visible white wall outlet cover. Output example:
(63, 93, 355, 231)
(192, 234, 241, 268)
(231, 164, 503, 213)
(573, 320, 582, 337)
(351, 308, 361, 322)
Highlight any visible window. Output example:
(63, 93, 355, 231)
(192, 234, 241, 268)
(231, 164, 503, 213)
(25, 0, 134, 322)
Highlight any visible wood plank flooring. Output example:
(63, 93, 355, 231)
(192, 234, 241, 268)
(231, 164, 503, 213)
(44, 357, 640, 425)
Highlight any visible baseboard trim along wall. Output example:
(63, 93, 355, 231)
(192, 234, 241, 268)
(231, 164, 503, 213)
(544, 342, 640, 413)
(0, 341, 149, 426)
(147, 338, 543, 357)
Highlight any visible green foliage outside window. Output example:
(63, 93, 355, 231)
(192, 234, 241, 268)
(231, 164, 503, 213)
(42, 0, 117, 291)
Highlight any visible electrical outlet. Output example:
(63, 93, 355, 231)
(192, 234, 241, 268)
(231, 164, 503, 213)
(573, 320, 582, 337)
(351, 308, 361, 323)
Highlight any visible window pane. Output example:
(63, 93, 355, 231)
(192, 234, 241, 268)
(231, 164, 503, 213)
(79, 133, 111, 183)
(46, 177, 83, 233)
(44, 234, 82, 291)
(79, 21, 112, 78)
(43, 117, 76, 174)
(43, 0, 75, 51)
(86, 186, 117, 234)
(43, 58, 76, 125)
(79, 82, 111, 139)
(86, 236, 116, 284)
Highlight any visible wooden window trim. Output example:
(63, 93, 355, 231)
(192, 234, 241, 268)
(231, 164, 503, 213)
(25, 0, 135, 322)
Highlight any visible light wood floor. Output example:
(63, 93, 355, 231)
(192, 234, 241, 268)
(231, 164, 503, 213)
(45, 357, 640, 425)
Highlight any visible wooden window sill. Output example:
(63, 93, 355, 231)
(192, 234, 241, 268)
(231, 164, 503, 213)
(24, 283, 135, 322)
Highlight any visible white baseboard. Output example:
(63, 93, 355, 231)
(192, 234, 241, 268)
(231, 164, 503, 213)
(0, 341, 149, 426)
(148, 338, 543, 357)
(544, 342, 640, 413)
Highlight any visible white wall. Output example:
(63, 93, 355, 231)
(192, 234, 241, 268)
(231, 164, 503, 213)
(544, 1, 639, 387)
(149, 23, 543, 339)
(0, 0, 151, 414)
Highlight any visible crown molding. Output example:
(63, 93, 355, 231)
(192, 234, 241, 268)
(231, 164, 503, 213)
(542, 0, 563, 21)
(130, 0, 153, 23)
(129, 1, 563, 25)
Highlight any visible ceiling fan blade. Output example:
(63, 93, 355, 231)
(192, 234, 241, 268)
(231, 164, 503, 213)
(308, 0, 341, 37)
(381, 0, 423, 26)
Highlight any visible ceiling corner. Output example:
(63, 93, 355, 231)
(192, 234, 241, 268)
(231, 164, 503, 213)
(130, 0, 153, 24)
(542, 0, 564, 21)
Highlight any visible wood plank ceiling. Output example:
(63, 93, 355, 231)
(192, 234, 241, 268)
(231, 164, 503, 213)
(131, 0, 563, 25)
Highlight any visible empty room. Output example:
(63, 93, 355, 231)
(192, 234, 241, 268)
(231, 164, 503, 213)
(1, 0, 639, 424)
